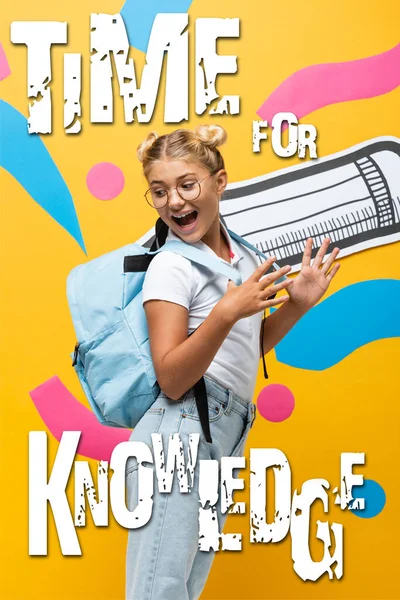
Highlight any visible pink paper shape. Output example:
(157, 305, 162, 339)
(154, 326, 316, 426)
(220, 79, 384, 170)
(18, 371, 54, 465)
(257, 43, 400, 129)
(86, 162, 125, 200)
(256, 383, 295, 423)
(0, 43, 11, 81)
(29, 376, 131, 461)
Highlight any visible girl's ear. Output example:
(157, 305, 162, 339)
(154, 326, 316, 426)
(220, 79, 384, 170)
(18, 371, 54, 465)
(215, 169, 228, 197)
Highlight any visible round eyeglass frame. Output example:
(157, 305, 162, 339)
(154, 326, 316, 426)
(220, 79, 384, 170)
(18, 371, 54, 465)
(144, 170, 219, 209)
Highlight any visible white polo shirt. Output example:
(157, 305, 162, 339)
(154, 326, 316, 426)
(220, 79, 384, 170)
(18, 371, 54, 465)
(142, 220, 263, 401)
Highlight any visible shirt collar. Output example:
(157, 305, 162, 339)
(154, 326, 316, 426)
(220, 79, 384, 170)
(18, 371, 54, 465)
(166, 216, 243, 266)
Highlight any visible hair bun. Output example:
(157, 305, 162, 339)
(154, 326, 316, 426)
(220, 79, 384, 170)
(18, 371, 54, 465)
(194, 124, 227, 149)
(137, 131, 159, 163)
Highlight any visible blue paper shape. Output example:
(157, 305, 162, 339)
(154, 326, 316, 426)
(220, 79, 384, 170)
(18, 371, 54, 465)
(271, 280, 400, 370)
(120, 0, 193, 53)
(0, 100, 86, 252)
(350, 479, 386, 518)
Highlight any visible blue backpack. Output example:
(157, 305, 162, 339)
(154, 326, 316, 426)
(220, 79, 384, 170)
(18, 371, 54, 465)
(66, 225, 285, 436)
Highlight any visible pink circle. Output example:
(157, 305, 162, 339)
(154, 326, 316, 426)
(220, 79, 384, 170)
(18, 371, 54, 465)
(86, 162, 125, 200)
(256, 384, 295, 422)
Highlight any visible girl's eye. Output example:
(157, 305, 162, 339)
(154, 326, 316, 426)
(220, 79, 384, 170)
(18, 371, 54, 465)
(181, 182, 196, 190)
(153, 189, 167, 197)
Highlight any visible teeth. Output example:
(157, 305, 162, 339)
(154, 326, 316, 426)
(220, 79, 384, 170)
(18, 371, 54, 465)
(174, 211, 195, 219)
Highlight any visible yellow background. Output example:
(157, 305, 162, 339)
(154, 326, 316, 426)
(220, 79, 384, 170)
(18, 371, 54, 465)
(1, 0, 399, 598)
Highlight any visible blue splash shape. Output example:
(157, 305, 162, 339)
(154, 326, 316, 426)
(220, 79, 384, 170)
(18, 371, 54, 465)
(271, 279, 400, 370)
(120, 0, 193, 53)
(349, 479, 386, 518)
(0, 100, 86, 253)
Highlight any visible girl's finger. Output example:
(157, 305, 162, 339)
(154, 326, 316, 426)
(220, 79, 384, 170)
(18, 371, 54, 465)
(262, 294, 290, 309)
(301, 238, 313, 268)
(261, 277, 294, 295)
(251, 256, 279, 282)
(312, 237, 330, 269)
(321, 247, 340, 274)
(326, 262, 341, 282)
(257, 264, 292, 287)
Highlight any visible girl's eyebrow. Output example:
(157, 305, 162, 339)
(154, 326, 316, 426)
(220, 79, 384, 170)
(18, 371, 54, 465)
(150, 172, 197, 185)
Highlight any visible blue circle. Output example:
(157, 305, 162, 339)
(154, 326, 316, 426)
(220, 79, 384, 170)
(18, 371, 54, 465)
(350, 479, 386, 518)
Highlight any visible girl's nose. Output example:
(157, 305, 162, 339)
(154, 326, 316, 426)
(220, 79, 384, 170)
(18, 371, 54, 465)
(168, 188, 185, 208)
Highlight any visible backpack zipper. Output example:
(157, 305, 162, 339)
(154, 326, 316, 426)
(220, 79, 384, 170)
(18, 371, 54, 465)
(72, 342, 80, 366)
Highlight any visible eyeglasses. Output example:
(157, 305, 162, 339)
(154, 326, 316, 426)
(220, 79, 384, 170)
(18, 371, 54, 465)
(144, 171, 218, 209)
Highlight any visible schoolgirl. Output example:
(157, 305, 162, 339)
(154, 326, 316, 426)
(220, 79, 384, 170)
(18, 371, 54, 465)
(125, 124, 340, 600)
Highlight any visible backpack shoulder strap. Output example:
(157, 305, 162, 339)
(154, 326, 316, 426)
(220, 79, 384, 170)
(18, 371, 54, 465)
(227, 229, 287, 284)
(157, 240, 242, 286)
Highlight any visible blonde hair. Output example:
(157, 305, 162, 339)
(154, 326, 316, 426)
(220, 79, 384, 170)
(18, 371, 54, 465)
(137, 124, 227, 177)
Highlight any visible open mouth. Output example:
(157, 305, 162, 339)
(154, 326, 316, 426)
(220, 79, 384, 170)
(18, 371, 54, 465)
(171, 210, 198, 230)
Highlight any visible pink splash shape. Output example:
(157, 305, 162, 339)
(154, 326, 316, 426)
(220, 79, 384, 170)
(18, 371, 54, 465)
(86, 162, 125, 200)
(256, 384, 295, 423)
(29, 376, 131, 461)
(0, 43, 11, 81)
(257, 43, 400, 129)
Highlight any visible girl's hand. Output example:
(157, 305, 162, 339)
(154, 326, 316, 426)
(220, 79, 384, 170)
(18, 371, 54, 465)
(221, 257, 294, 323)
(287, 237, 341, 311)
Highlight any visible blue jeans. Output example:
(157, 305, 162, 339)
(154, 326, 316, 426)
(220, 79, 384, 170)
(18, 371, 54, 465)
(125, 375, 257, 600)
